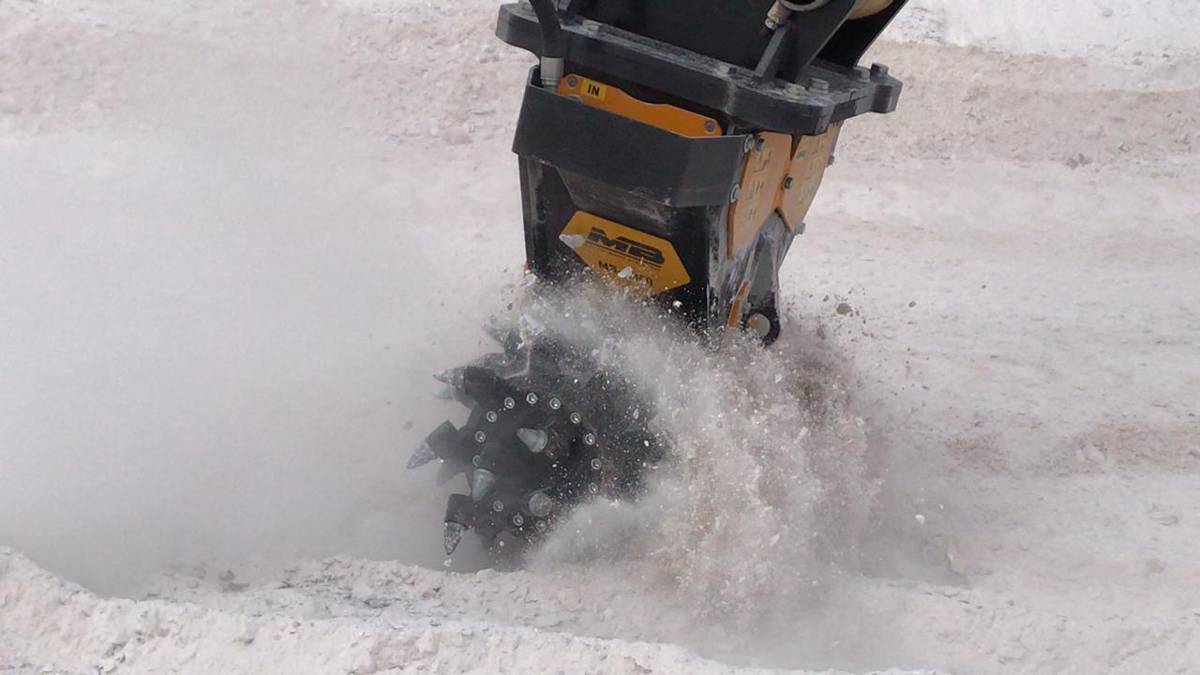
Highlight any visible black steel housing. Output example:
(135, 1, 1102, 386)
(497, 1, 905, 134)
(501, 0, 907, 333)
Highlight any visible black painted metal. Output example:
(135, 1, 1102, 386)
(501, 1, 908, 333)
(513, 73, 749, 207)
(497, 2, 903, 135)
(754, 25, 793, 80)
(514, 77, 726, 328)
(783, 0, 860, 75)
(503, 1, 909, 78)
(556, 0, 907, 76)
(819, 0, 909, 67)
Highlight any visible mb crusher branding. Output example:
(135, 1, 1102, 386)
(586, 227, 666, 267)
(559, 211, 690, 294)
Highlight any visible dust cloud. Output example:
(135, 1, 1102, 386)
(0, 63, 518, 594)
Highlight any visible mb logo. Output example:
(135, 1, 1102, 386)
(586, 227, 666, 267)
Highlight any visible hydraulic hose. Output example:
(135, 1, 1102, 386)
(528, 0, 565, 57)
(528, 0, 566, 89)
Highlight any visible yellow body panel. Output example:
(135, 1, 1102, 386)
(779, 123, 842, 231)
(726, 280, 751, 329)
(849, 0, 895, 20)
(557, 74, 722, 138)
(559, 212, 691, 295)
(728, 132, 792, 255)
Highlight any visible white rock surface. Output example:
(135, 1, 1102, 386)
(895, 0, 1200, 62)
(2, 1, 1199, 673)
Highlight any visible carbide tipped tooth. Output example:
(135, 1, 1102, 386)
(516, 428, 549, 454)
(527, 491, 554, 518)
(433, 368, 465, 388)
(443, 522, 466, 556)
(470, 468, 497, 501)
(407, 441, 437, 469)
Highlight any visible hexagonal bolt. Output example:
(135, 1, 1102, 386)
(569, 412, 582, 425)
(503, 397, 516, 410)
(548, 397, 562, 410)
(474, 430, 487, 444)
(583, 432, 597, 446)
(485, 411, 498, 423)
(525, 392, 539, 405)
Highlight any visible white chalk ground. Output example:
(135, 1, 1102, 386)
(2, 1, 1199, 673)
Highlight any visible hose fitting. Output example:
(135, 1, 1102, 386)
(528, 0, 567, 89)
(764, 0, 834, 32)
